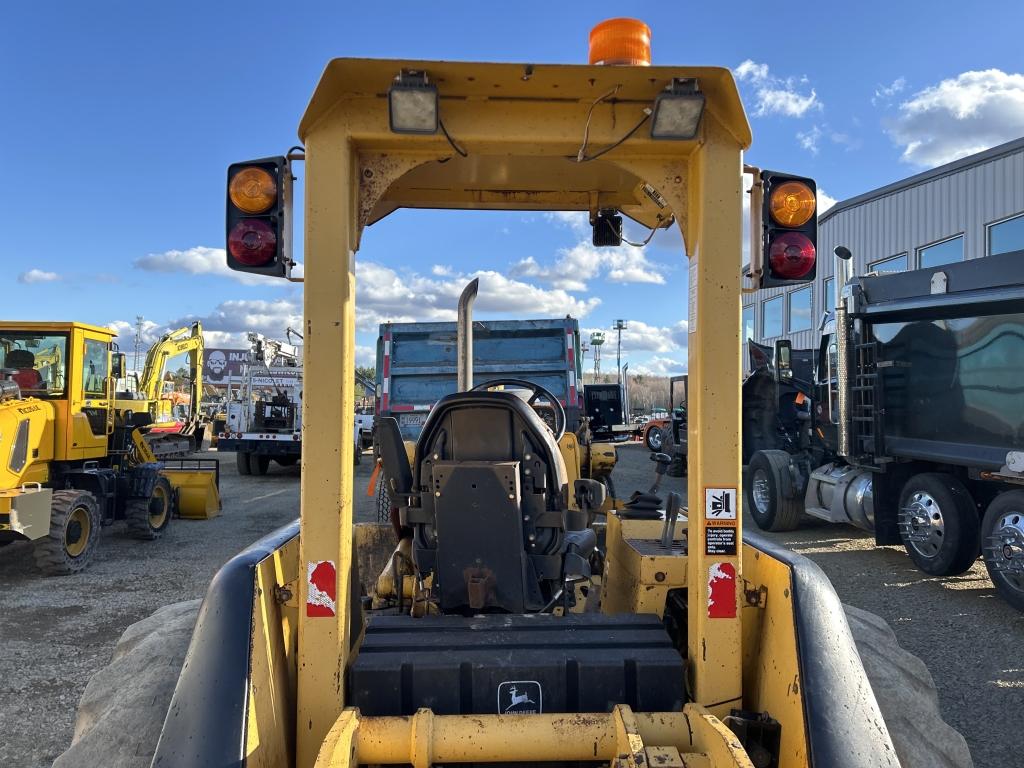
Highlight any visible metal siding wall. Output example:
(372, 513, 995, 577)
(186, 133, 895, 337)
(749, 145, 1024, 352)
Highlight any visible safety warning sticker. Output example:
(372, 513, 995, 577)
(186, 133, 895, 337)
(705, 526, 737, 556)
(704, 487, 737, 520)
(307, 560, 337, 617)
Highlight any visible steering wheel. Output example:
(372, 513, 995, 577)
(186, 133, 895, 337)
(470, 378, 566, 441)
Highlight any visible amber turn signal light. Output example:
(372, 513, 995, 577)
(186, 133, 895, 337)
(229, 167, 277, 214)
(769, 181, 816, 227)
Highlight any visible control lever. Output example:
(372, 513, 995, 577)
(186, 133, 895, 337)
(660, 492, 682, 549)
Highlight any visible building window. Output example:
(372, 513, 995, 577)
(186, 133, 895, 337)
(989, 213, 1024, 256)
(742, 305, 755, 342)
(869, 253, 908, 273)
(762, 296, 783, 338)
(788, 287, 812, 333)
(823, 277, 835, 314)
(919, 235, 963, 269)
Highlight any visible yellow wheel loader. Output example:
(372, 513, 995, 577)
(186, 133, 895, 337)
(58, 19, 970, 768)
(0, 322, 220, 575)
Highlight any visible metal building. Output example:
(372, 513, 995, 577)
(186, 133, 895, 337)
(744, 136, 1024, 352)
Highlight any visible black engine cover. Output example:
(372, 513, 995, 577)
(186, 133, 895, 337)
(348, 613, 685, 716)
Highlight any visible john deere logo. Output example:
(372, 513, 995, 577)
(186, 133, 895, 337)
(498, 681, 542, 714)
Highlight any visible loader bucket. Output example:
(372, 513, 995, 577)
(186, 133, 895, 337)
(161, 459, 221, 519)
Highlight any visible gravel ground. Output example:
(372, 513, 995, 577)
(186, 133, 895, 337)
(1, 442, 1018, 767)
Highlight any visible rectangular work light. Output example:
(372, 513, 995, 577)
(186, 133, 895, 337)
(388, 70, 439, 134)
(650, 78, 705, 140)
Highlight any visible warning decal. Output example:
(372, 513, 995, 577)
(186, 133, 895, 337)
(705, 526, 737, 556)
(704, 487, 737, 521)
(307, 560, 337, 617)
(708, 562, 737, 619)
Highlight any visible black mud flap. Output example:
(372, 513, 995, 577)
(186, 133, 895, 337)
(744, 532, 899, 768)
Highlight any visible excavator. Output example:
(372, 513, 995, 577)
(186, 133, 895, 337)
(0, 322, 220, 575)
(114, 322, 205, 458)
(57, 18, 971, 768)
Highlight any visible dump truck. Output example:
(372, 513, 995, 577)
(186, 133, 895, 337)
(377, 315, 584, 439)
(59, 20, 970, 768)
(746, 247, 1024, 612)
(0, 322, 219, 575)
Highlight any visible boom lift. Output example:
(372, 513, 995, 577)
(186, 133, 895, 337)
(218, 331, 303, 475)
(136, 20, 968, 768)
(0, 322, 219, 575)
(114, 322, 206, 457)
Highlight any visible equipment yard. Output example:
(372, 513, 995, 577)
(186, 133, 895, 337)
(0, 444, 1019, 768)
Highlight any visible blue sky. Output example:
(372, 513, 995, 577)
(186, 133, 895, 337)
(3, 1, 1023, 375)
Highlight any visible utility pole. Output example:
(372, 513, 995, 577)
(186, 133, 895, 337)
(614, 319, 627, 384)
(133, 315, 145, 371)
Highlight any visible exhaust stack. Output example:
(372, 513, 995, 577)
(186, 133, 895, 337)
(456, 278, 479, 392)
(834, 246, 854, 458)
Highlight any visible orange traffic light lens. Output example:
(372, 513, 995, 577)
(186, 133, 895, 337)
(769, 181, 816, 227)
(588, 18, 652, 66)
(229, 167, 277, 214)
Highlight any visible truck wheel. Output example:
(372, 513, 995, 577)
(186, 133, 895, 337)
(34, 490, 101, 576)
(236, 450, 252, 475)
(126, 477, 173, 540)
(898, 473, 979, 576)
(250, 453, 270, 476)
(354, 444, 362, 465)
(746, 450, 801, 532)
(844, 605, 973, 768)
(645, 426, 663, 451)
(980, 490, 1024, 612)
(52, 600, 200, 768)
(376, 476, 391, 523)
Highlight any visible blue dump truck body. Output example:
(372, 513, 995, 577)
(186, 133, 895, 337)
(377, 318, 582, 440)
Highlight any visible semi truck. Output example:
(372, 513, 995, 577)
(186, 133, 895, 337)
(746, 247, 1024, 611)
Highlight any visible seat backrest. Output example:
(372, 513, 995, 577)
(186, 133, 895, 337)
(407, 391, 571, 614)
(6, 350, 43, 391)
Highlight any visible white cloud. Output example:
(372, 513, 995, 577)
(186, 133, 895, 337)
(133, 246, 301, 287)
(18, 269, 60, 284)
(583, 319, 687, 356)
(510, 241, 665, 291)
(872, 77, 906, 106)
(797, 124, 823, 155)
(631, 355, 687, 377)
(355, 345, 376, 367)
(887, 69, 1024, 167)
(818, 188, 838, 214)
(733, 59, 821, 118)
(107, 318, 162, 346)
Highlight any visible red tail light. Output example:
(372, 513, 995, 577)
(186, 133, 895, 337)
(228, 220, 277, 266)
(768, 232, 816, 280)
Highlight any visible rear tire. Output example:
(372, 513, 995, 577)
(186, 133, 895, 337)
(236, 450, 252, 475)
(898, 473, 979, 576)
(52, 600, 201, 768)
(746, 450, 802, 531)
(980, 490, 1024, 612)
(644, 426, 663, 451)
(126, 477, 174, 540)
(34, 490, 101, 576)
(250, 453, 270, 476)
(845, 605, 973, 768)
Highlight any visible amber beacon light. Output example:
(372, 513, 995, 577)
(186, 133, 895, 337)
(588, 18, 652, 66)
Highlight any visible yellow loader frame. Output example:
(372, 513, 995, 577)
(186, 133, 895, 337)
(151, 57, 901, 768)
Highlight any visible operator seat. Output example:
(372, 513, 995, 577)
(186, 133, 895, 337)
(379, 390, 593, 614)
(6, 350, 44, 392)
